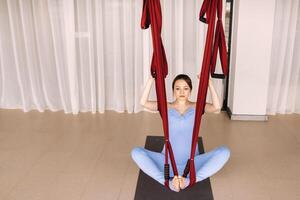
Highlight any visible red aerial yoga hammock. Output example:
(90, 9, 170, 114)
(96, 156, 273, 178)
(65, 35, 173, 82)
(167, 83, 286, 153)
(141, 0, 228, 189)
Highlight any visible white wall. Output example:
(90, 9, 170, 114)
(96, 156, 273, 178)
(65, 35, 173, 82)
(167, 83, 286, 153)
(228, 0, 276, 120)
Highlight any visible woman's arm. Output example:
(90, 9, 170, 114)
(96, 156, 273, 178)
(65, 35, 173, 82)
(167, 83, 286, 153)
(140, 77, 158, 111)
(205, 78, 221, 113)
(196, 75, 221, 113)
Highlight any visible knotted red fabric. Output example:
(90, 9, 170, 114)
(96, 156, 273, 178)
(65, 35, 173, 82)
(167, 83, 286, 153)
(141, 0, 228, 189)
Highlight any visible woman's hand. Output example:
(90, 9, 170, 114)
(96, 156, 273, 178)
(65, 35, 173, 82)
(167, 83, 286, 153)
(197, 74, 213, 83)
(208, 77, 213, 85)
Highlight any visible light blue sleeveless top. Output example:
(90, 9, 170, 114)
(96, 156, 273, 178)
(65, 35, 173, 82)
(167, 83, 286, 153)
(162, 107, 199, 165)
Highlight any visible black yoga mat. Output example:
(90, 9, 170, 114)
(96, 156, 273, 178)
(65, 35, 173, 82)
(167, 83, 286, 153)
(134, 136, 214, 200)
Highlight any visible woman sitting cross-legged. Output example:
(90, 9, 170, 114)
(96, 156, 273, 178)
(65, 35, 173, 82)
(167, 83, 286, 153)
(131, 74, 230, 192)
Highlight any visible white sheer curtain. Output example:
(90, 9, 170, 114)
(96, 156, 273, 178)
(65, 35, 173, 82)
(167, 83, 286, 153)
(0, 0, 225, 114)
(267, 0, 300, 114)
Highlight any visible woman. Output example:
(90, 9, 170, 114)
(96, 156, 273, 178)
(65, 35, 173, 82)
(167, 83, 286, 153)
(131, 74, 230, 192)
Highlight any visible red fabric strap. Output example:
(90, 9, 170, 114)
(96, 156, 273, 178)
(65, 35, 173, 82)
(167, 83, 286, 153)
(141, 0, 178, 189)
(188, 0, 228, 187)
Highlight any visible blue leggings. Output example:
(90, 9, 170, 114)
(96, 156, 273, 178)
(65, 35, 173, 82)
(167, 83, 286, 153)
(131, 145, 230, 185)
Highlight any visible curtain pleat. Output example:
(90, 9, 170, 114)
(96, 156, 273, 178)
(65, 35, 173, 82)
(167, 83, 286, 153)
(94, 0, 106, 113)
(48, 0, 71, 112)
(267, 0, 300, 114)
(7, 0, 29, 110)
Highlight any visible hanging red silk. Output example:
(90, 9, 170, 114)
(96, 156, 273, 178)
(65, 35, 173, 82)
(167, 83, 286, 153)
(141, 0, 228, 189)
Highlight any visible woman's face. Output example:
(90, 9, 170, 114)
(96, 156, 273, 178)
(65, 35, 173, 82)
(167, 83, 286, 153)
(173, 79, 191, 101)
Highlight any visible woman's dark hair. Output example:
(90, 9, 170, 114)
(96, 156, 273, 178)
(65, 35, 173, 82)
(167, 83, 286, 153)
(172, 74, 192, 91)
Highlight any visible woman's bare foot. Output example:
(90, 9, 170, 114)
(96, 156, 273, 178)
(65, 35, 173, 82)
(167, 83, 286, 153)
(178, 176, 186, 190)
(172, 176, 180, 192)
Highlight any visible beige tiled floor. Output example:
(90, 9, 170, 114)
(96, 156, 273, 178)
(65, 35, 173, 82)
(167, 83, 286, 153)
(0, 109, 299, 200)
